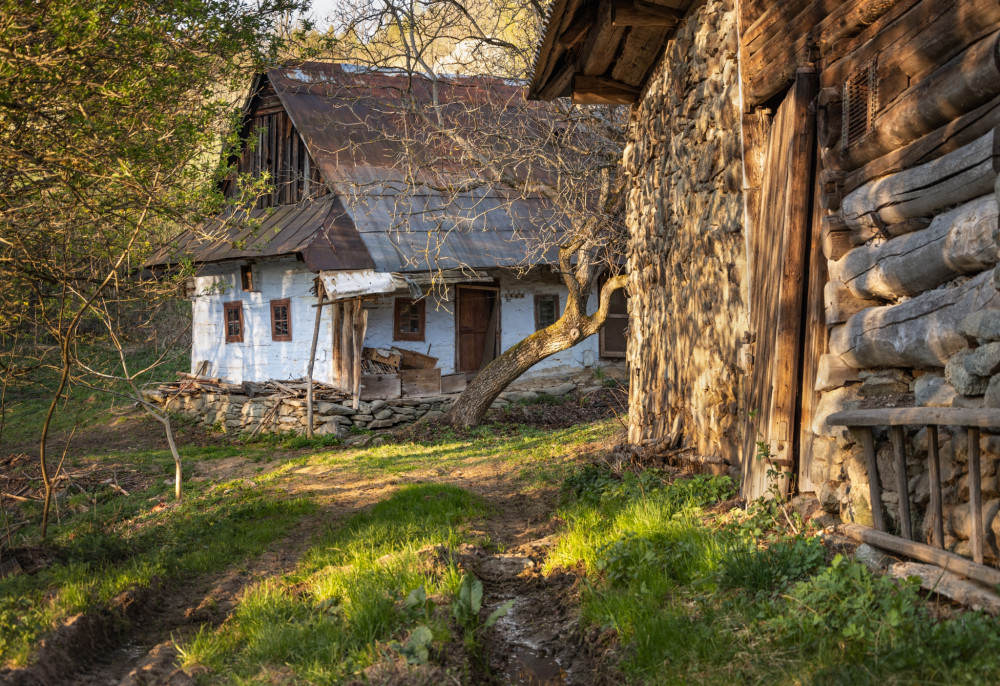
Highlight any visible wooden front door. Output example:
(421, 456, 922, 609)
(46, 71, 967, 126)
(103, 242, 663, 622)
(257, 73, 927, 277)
(740, 68, 818, 500)
(456, 285, 499, 373)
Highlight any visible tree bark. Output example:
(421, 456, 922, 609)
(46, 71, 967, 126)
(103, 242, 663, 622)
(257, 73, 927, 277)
(441, 273, 627, 428)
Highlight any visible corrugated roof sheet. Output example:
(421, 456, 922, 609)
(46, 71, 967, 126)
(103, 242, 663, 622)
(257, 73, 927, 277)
(150, 64, 560, 274)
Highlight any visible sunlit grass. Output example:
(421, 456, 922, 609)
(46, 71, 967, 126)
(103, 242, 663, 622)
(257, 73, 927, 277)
(550, 466, 1000, 685)
(177, 483, 486, 684)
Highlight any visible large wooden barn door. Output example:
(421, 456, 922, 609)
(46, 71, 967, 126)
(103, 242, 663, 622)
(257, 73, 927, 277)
(740, 68, 818, 500)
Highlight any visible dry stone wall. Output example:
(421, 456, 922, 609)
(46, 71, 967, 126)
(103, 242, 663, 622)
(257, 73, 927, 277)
(624, 0, 746, 464)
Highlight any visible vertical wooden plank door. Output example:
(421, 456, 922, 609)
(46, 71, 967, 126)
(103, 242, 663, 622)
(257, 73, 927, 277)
(456, 286, 499, 373)
(740, 68, 818, 500)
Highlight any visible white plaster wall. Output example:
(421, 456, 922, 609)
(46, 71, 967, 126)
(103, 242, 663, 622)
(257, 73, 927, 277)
(191, 257, 334, 384)
(191, 261, 600, 383)
(365, 288, 459, 373)
(496, 272, 600, 377)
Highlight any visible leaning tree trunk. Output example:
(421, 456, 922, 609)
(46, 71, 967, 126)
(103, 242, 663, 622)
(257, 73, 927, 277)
(441, 274, 627, 428)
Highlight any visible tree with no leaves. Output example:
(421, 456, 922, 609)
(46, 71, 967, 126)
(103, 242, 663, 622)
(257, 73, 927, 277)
(313, 0, 629, 427)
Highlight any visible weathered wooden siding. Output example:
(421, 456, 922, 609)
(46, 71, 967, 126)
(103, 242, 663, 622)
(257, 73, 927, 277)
(624, 0, 747, 466)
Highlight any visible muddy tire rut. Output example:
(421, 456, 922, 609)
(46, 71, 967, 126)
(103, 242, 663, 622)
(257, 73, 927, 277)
(456, 539, 617, 686)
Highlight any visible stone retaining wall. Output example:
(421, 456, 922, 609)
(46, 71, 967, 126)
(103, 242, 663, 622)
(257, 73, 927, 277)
(151, 382, 582, 438)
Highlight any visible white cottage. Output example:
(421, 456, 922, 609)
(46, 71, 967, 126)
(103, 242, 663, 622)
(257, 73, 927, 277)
(149, 63, 627, 399)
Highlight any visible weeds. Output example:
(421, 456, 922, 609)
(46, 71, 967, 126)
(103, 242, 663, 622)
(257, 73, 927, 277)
(553, 464, 1000, 684)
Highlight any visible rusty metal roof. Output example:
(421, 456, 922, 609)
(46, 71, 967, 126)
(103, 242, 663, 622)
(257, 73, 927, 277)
(145, 195, 375, 272)
(149, 64, 559, 274)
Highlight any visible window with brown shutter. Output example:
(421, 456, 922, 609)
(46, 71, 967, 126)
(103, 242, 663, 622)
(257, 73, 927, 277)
(534, 294, 559, 331)
(394, 298, 425, 341)
(223, 301, 244, 343)
(270, 298, 292, 341)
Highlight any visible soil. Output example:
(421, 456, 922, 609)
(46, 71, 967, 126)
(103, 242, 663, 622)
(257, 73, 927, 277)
(0, 391, 623, 685)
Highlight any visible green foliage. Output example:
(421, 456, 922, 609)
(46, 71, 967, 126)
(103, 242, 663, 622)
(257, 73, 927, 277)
(176, 484, 487, 682)
(718, 536, 825, 595)
(451, 574, 485, 628)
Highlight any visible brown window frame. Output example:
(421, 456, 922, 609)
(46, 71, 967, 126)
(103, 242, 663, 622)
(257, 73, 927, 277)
(223, 301, 244, 343)
(534, 294, 560, 331)
(270, 298, 292, 341)
(393, 297, 426, 342)
(240, 265, 256, 292)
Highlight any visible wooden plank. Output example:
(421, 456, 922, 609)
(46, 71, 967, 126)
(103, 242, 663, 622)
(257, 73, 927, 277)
(798, 154, 830, 493)
(887, 561, 1000, 615)
(400, 368, 442, 397)
(363, 347, 402, 369)
(571, 75, 640, 105)
(841, 523, 1000, 588)
(306, 286, 326, 438)
(441, 373, 467, 394)
(741, 0, 813, 57)
(330, 300, 343, 389)
(359, 374, 402, 401)
(969, 427, 985, 564)
(828, 408, 1000, 428)
(927, 425, 945, 548)
(611, 0, 682, 27)
(891, 426, 912, 540)
(858, 427, 886, 531)
(740, 68, 817, 500)
(393, 347, 438, 370)
(352, 307, 368, 410)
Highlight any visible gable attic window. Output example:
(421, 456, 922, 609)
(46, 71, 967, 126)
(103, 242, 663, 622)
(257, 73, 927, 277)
(270, 299, 292, 341)
(842, 61, 878, 149)
(534, 294, 559, 330)
(224, 302, 244, 343)
(394, 298, 425, 341)
(240, 265, 256, 292)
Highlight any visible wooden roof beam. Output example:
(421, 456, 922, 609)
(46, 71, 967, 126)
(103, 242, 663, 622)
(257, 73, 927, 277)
(611, 0, 683, 27)
(558, 8, 594, 49)
(571, 75, 640, 105)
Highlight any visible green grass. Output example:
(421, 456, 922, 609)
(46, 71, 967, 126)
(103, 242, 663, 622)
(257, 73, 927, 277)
(0, 448, 316, 668)
(176, 483, 487, 684)
(551, 465, 1000, 685)
(318, 420, 619, 486)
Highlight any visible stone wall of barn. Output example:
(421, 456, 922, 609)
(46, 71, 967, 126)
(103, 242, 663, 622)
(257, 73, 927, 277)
(623, 0, 747, 465)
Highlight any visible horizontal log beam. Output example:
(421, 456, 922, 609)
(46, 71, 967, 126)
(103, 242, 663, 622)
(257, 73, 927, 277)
(829, 408, 1000, 429)
(829, 32, 1000, 172)
(837, 195, 999, 301)
(839, 523, 1000, 588)
(558, 10, 593, 49)
(824, 281, 880, 324)
(815, 353, 860, 392)
(838, 128, 999, 231)
(829, 269, 1000, 368)
(571, 75, 640, 104)
(611, 0, 683, 27)
(743, 0, 903, 105)
(843, 94, 1000, 197)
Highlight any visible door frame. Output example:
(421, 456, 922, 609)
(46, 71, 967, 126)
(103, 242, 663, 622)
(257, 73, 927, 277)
(454, 282, 501, 375)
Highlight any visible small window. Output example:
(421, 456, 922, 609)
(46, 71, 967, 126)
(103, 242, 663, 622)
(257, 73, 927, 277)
(534, 294, 559, 331)
(223, 301, 244, 343)
(394, 298, 425, 341)
(270, 298, 291, 341)
(240, 265, 256, 292)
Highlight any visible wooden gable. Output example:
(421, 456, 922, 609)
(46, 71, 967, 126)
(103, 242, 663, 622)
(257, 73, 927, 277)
(221, 75, 325, 209)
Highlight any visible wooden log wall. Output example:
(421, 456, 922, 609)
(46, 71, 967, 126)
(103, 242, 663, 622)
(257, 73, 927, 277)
(222, 80, 323, 209)
(762, 0, 1000, 554)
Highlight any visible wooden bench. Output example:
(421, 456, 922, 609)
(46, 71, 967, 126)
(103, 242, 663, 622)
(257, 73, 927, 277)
(827, 408, 1000, 584)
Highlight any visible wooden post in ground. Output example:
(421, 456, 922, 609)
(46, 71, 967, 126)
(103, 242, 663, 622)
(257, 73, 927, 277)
(306, 282, 327, 438)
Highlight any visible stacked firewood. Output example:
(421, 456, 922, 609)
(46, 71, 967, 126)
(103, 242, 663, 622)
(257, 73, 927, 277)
(146, 372, 351, 403)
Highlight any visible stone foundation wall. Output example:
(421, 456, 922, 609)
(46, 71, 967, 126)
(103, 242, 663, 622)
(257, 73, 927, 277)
(623, 0, 746, 463)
